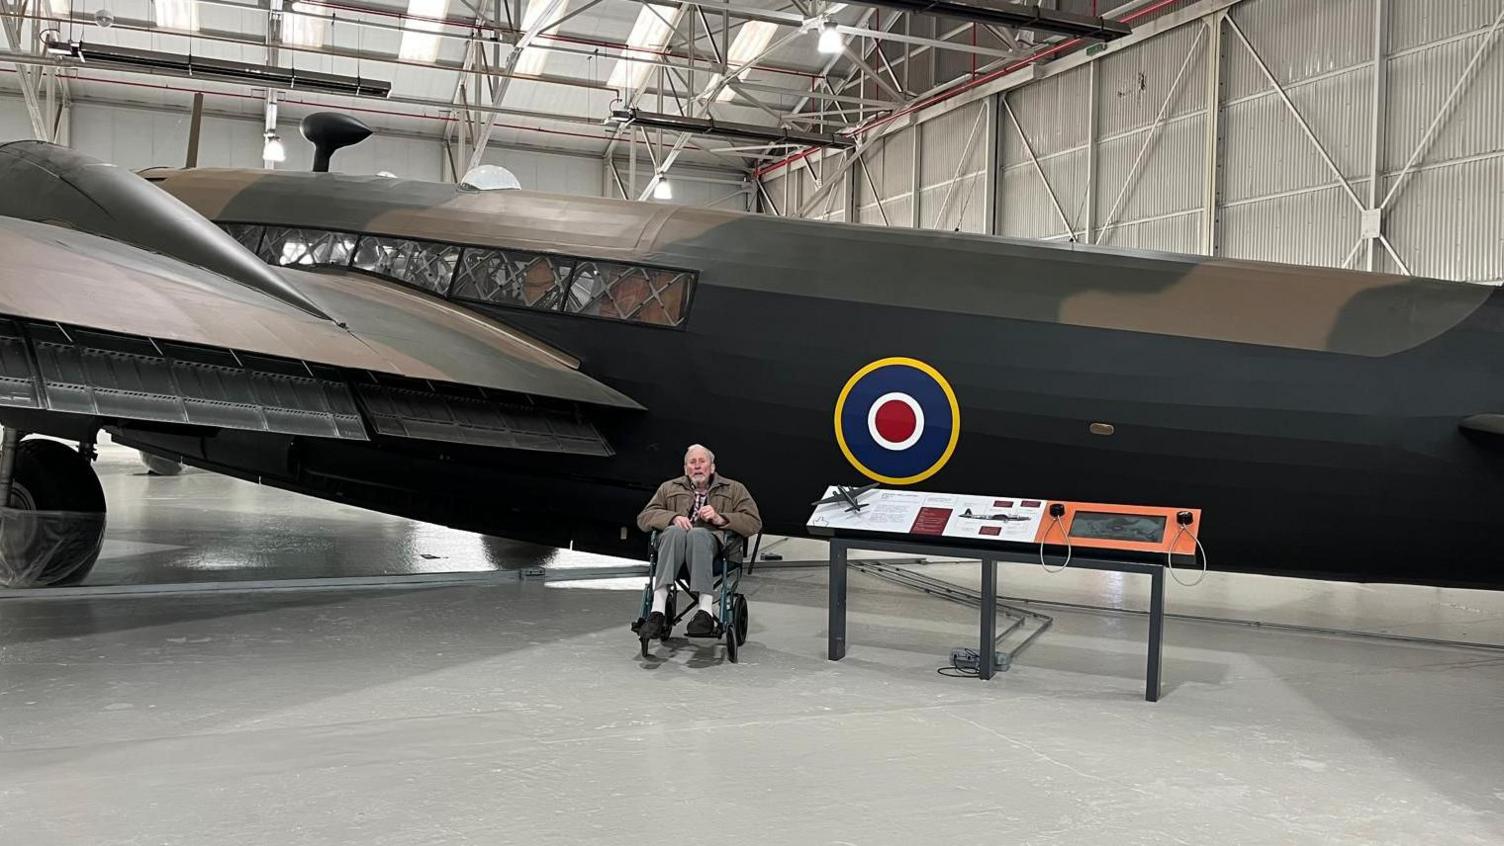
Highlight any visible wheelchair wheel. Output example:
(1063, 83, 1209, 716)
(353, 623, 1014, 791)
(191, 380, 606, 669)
(733, 594, 749, 647)
(725, 618, 739, 663)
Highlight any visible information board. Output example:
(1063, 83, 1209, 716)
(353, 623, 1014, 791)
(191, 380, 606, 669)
(807, 486, 1047, 544)
(806, 486, 1204, 556)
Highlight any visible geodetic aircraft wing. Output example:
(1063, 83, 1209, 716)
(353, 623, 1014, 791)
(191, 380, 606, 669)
(0, 141, 640, 457)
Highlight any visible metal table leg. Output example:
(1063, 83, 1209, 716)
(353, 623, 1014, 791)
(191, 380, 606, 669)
(979, 558, 996, 680)
(1146, 565, 1165, 702)
(828, 540, 847, 661)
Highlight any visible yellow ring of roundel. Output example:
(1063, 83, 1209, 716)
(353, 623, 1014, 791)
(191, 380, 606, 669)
(833, 357, 960, 485)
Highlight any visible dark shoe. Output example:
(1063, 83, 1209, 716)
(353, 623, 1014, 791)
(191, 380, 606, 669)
(686, 609, 718, 638)
(637, 611, 665, 640)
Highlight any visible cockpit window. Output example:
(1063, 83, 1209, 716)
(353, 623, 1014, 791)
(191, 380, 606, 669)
(221, 223, 694, 328)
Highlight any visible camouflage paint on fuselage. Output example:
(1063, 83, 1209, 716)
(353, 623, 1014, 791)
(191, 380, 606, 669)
(125, 168, 1504, 588)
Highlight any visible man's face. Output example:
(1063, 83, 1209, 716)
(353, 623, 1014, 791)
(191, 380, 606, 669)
(684, 450, 714, 485)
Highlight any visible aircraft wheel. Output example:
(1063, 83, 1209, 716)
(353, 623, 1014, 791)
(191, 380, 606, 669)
(0, 439, 107, 588)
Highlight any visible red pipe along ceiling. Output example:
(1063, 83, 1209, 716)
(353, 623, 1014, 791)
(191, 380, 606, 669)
(753, 0, 1182, 179)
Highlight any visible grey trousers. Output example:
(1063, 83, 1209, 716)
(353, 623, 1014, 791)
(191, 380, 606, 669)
(654, 525, 721, 592)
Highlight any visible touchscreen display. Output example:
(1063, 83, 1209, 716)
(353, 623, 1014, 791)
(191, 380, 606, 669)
(1068, 511, 1166, 543)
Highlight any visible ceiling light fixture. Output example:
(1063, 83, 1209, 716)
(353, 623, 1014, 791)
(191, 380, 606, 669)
(817, 20, 842, 54)
(262, 132, 286, 164)
(652, 178, 672, 200)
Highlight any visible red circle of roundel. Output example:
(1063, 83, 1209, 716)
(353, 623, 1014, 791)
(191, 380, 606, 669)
(875, 399, 917, 442)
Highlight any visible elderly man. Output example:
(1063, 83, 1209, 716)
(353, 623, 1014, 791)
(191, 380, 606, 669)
(636, 444, 761, 638)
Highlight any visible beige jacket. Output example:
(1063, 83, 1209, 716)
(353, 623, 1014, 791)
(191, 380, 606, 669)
(636, 474, 763, 540)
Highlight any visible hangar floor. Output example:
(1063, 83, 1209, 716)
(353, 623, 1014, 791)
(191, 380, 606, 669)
(2, 443, 1503, 844)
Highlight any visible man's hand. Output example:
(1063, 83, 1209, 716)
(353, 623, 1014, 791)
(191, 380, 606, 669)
(698, 505, 727, 527)
(672, 515, 693, 531)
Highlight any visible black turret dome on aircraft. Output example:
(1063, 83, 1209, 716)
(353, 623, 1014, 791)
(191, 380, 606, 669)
(299, 112, 372, 173)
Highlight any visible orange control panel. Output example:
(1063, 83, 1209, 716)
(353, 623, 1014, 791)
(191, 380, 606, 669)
(1035, 501, 1201, 557)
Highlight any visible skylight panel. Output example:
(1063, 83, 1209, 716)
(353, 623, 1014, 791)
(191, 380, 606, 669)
(153, 0, 199, 31)
(282, 2, 330, 49)
(511, 0, 571, 78)
(47, 0, 70, 18)
(399, 0, 448, 63)
(607, 4, 680, 94)
(715, 19, 778, 102)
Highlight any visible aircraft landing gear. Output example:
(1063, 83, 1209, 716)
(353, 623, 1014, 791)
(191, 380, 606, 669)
(0, 430, 107, 588)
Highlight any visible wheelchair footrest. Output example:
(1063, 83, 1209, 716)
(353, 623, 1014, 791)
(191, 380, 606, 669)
(685, 612, 725, 639)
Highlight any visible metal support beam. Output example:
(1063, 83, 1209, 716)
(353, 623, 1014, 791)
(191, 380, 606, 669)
(0, 0, 49, 140)
(1364, 0, 1387, 271)
(1200, 11, 1224, 256)
(1003, 97, 1075, 238)
(796, 134, 878, 215)
(841, 42, 904, 102)
(638, 25, 806, 200)
(1379, 2, 1504, 213)
(1085, 59, 1098, 242)
(857, 155, 891, 225)
(1226, 15, 1365, 213)
(467, 0, 575, 171)
(910, 121, 922, 227)
(984, 92, 1000, 234)
(932, 102, 986, 230)
(755, 178, 783, 215)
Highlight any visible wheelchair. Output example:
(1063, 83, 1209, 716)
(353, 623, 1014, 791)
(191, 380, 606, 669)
(632, 529, 761, 662)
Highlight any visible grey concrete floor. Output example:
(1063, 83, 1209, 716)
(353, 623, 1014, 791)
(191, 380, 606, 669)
(1, 440, 1503, 844)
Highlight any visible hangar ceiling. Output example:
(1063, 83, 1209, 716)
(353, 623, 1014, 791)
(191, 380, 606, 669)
(0, 0, 1163, 177)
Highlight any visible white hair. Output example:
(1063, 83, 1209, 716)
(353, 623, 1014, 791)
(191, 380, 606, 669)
(684, 443, 715, 463)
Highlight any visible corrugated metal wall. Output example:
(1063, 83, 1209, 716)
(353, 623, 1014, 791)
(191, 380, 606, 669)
(858, 128, 917, 227)
(1380, 0, 1504, 280)
(919, 101, 989, 232)
(0, 96, 34, 141)
(1218, 0, 1373, 268)
(757, 0, 1504, 283)
(1000, 65, 1090, 241)
(1093, 20, 1207, 252)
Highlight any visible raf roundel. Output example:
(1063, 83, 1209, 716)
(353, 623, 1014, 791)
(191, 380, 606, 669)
(835, 358, 960, 485)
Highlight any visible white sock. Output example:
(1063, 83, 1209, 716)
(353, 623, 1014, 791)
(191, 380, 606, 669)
(651, 586, 668, 614)
(696, 592, 715, 614)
